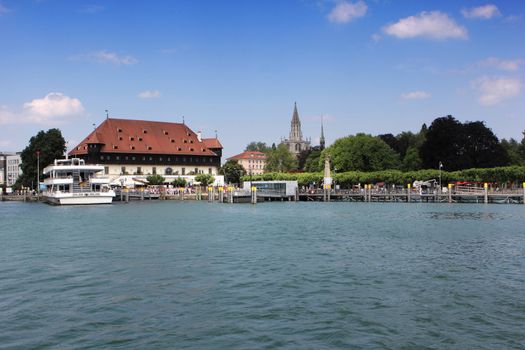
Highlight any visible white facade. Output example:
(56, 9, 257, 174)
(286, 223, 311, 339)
(102, 164, 219, 177)
(6, 153, 22, 186)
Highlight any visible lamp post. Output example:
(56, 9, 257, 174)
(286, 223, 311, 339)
(439, 161, 443, 194)
(36, 150, 41, 196)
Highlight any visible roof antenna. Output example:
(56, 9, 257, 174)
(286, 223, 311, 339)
(214, 129, 218, 138)
(105, 109, 109, 119)
(92, 123, 96, 130)
(182, 116, 185, 125)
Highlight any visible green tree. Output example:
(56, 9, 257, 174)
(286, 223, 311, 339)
(15, 128, 66, 189)
(219, 160, 245, 184)
(245, 141, 270, 153)
(402, 146, 422, 171)
(171, 177, 187, 187)
(323, 134, 399, 172)
(501, 138, 523, 165)
(146, 174, 165, 185)
(421, 115, 509, 171)
(519, 131, 525, 163)
(265, 143, 298, 172)
(194, 173, 215, 186)
(304, 148, 322, 172)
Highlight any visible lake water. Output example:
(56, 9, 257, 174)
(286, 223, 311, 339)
(1, 201, 524, 349)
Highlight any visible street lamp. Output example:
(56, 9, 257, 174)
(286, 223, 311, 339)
(36, 150, 41, 196)
(439, 161, 443, 194)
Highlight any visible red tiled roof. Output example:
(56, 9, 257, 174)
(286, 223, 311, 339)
(202, 138, 223, 149)
(69, 118, 221, 156)
(227, 151, 267, 161)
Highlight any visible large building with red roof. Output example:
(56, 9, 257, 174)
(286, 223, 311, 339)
(227, 151, 267, 175)
(69, 118, 223, 178)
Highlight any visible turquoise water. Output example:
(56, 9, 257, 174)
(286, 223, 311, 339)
(1, 201, 525, 349)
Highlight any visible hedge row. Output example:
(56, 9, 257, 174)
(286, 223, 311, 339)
(241, 166, 525, 188)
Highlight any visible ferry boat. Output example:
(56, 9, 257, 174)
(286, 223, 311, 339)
(42, 158, 115, 205)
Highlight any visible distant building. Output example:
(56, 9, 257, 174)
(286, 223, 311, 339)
(319, 117, 326, 150)
(4, 152, 22, 186)
(69, 118, 223, 178)
(0, 154, 5, 186)
(227, 151, 267, 175)
(282, 102, 310, 157)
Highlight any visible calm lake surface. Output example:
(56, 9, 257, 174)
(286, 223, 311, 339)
(1, 201, 524, 349)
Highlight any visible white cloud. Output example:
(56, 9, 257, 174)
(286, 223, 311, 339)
(23, 93, 85, 123)
(384, 11, 468, 40)
(462, 4, 500, 19)
(0, 105, 16, 124)
(79, 5, 105, 14)
(371, 33, 382, 42)
(478, 57, 525, 72)
(137, 90, 161, 99)
(71, 50, 138, 65)
(401, 91, 431, 99)
(327, 1, 367, 23)
(0, 3, 9, 15)
(473, 77, 522, 106)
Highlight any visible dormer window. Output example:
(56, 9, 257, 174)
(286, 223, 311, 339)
(119, 136, 123, 141)
(170, 139, 175, 143)
(147, 146, 152, 150)
(117, 128, 123, 132)
(190, 140, 194, 144)
(177, 147, 182, 151)
(189, 148, 194, 151)
(143, 129, 148, 134)
(164, 131, 169, 135)
(183, 139, 187, 143)
(130, 145, 135, 150)
(130, 137, 134, 141)
(113, 145, 118, 150)
(138, 137, 143, 141)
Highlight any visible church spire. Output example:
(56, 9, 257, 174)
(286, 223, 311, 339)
(320, 115, 325, 150)
(289, 102, 303, 141)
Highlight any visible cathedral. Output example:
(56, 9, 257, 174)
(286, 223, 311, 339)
(282, 103, 311, 156)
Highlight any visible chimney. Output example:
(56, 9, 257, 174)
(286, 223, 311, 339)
(197, 131, 202, 142)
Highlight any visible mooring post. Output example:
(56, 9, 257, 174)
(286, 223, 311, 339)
(141, 187, 144, 200)
(125, 188, 129, 203)
(229, 186, 234, 203)
(407, 183, 411, 203)
(180, 187, 184, 201)
(218, 186, 224, 202)
(363, 185, 367, 202)
(369, 184, 372, 202)
(484, 183, 489, 204)
(523, 182, 525, 205)
(295, 187, 299, 202)
(448, 183, 453, 203)
(207, 186, 213, 203)
(251, 185, 257, 204)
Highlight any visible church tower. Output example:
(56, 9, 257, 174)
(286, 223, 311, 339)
(320, 116, 325, 150)
(282, 102, 311, 157)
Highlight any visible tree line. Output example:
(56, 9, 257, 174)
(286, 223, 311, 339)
(237, 115, 525, 175)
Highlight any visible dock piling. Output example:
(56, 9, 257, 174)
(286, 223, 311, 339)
(484, 183, 489, 204)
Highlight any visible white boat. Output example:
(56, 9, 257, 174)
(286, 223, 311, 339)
(42, 158, 115, 205)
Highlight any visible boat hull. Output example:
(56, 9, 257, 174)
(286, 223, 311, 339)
(44, 192, 115, 205)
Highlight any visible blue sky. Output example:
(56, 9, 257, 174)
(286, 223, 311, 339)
(0, 0, 524, 158)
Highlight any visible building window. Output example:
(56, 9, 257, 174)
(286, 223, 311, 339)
(125, 156, 129, 160)
(143, 130, 147, 134)
(152, 167, 157, 175)
(165, 167, 173, 175)
(208, 168, 212, 174)
(104, 166, 109, 174)
(149, 156, 153, 161)
(182, 167, 185, 175)
(121, 166, 126, 174)
(164, 131, 168, 135)
(209, 158, 213, 163)
(119, 136, 123, 141)
(137, 167, 142, 174)
(132, 156, 136, 160)
(116, 156, 120, 160)
(142, 156, 146, 161)
(107, 156, 110, 160)
(138, 137, 143, 141)
(130, 137, 134, 141)
(100, 156, 104, 160)
(171, 139, 175, 143)
(194, 168, 198, 174)
(117, 128, 122, 132)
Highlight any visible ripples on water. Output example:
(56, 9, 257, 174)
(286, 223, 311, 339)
(1, 202, 525, 349)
